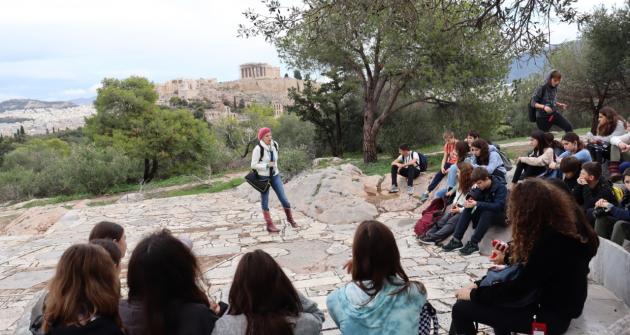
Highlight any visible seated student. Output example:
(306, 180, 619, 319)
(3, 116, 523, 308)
(389, 144, 423, 195)
(465, 130, 480, 147)
(608, 116, 630, 179)
(557, 132, 592, 163)
(559, 156, 582, 194)
(120, 229, 225, 335)
(545, 132, 565, 158)
(212, 250, 324, 335)
(450, 179, 599, 335)
(327, 220, 427, 335)
(512, 130, 555, 184)
(442, 167, 508, 255)
(41, 244, 124, 335)
(89, 221, 127, 257)
(573, 162, 618, 225)
(593, 169, 630, 246)
(419, 162, 474, 245)
(469, 139, 507, 184)
(585, 106, 626, 166)
(420, 130, 458, 201)
(434, 141, 471, 199)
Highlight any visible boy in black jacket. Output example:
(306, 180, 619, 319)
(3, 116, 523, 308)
(593, 169, 630, 246)
(442, 167, 507, 255)
(573, 162, 618, 225)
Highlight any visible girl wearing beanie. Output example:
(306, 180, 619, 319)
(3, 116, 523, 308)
(251, 127, 298, 233)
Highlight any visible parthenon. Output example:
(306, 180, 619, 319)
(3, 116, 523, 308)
(240, 63, 281, 79)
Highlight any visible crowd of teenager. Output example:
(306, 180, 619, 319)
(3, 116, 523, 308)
(28, 69, 627, 335)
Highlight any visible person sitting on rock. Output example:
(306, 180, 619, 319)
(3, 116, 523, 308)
(120, 229, 226, 335)
(469, 139, 507, 184)
(450, 179, 598, 335)
(212, 250, 324, 335)
(442, 167, 507, 256)
(389, 144, 423, 195)
(593, 169, 630, 246)
(327, 220, 427, 335)
(512, 130, 555, 184)
(465, 130, 480, 147)
(88, 221, 127, 257)
(572, 162, 618, 225)
(40, 244, 125, 335)
(420, 130, 458, 202)
(559, 156, 582, 194)
(418, 162, 474, 245)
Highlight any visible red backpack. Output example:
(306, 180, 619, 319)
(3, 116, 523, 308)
(414, 197, 447, 236)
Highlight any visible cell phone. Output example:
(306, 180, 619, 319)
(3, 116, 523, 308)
(457, 204, 464, 208)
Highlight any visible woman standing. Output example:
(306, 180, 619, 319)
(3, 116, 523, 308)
(450, 179, 598, 334)
(251, 127, 298, 233)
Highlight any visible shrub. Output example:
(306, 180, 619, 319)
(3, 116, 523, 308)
(280, 145, 312, 180)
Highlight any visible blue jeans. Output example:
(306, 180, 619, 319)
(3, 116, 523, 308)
(453, 207, 505, 245)
(260, 174, 291, 211)
(428, 162, 453, 192)
(435, 164, 459, 198)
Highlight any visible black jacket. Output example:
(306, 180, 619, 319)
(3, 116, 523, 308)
(531, 71, 559, 118)
(572, 177, 618, 211)
(469, 176, 507, 213)
(471, 229, 596, 327)
(47, 316, 124, 335)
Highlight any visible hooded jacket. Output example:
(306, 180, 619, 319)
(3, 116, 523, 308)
(326, 277, 426, 335)
(531, 70, 559, 118)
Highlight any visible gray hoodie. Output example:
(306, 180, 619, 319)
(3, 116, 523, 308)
(531, 70, 559, 118)
(211, 294, 324, 335)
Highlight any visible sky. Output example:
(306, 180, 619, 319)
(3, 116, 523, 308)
(0, 0, 626, 102)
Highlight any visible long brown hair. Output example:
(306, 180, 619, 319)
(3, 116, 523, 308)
(228, 250, 301, 335)
(351, 220, 424, 298)
(127, 229, 210, 335)
(508, 179, 599, 263)
(471, 139, 490, 165)
(597, 107, 623, 136)
(455, 140, 470, 163)
(457, 162, 474, 194)
(43, 244, 121, 332)
(561, 132, 585, 152)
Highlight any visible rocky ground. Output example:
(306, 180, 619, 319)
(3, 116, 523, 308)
(1, 163, 628, 335)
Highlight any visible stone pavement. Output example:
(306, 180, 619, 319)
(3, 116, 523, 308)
(1, 188, 629, 334)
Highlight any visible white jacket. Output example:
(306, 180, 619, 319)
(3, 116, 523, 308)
(586, 120, 626, 144)
(251, 140, 280, 177)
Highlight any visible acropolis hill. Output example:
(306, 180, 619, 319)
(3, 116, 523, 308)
(156, 62, 305, 119)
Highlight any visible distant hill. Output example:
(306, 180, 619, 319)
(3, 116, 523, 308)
(0, 99, 76, 113)
(69, 97, 96, 106)
(507, 53, 548, 82)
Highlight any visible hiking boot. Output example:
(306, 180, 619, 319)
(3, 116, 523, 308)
(417, 235, 435, 245)
(283, 207, 298, 228)
(442, 238, 463, 252)
(389, 185, 399, 193)
(459, 241, 480, 256)
(407, 186, 414, 195)
(263, 210, 280, 233)
(419, 192, 430, 203)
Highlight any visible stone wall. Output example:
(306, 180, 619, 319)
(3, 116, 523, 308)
(589, 238, 630, 307)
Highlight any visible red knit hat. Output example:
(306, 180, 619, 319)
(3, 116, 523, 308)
(258, 127, 271, 140)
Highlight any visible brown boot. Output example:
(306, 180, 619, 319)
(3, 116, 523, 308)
(263, 211, 280, 233)
(609, 161, 622, 182)
(284, 208, 298, 228)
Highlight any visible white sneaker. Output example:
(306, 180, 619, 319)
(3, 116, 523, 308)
(407, 186, 414, 195)
(389, 185, 399, 193)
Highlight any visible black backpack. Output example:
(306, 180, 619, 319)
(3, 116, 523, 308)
(413, 151, 428, 172)
(257, 141, 279, 162)
(528, 85, 548, 122)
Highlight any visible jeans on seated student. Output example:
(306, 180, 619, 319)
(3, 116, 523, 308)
(421, 131, 459, 201)
(442, 168, 507, 256)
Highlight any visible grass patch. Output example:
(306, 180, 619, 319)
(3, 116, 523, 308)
(157, 178, 245, 198)
(87, 199, 118, 207)
(20, 194, 89, 209)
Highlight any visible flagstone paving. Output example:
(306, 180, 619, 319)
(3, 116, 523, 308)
(1, 189, 628, 334)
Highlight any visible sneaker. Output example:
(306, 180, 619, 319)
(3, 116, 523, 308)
(389, 185, 399, 193)
(419, 192, 430, 202)
(417, 235, 435, 245)
(459, 241, 480, 256)
(407, 186, 414, 195)
(441, 238, 463, 252)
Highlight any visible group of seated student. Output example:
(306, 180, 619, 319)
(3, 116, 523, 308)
(420, 130, 459, 201)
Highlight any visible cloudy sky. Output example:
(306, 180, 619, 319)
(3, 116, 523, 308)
(0, 0, 626, 101)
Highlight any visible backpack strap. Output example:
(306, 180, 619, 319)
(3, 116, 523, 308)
(258, 142, 279, 163)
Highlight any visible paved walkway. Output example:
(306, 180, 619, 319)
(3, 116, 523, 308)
(1, 189, 628, 334)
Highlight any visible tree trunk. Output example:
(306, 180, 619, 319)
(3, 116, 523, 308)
(590, 108, 599, 135)
(143, 158, 151, 183)
(334, 108, 343, 158)
(362, 98, 378, 163)
(143, 158, 159, 184)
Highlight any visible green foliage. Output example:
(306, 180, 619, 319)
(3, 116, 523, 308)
(157, 178, 245, 198)
(279, 146, 312, 179)
(272, 114, 316, 153)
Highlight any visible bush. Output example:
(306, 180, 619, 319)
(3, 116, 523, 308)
(273, 114, 317, 152)
(0, 168, 36, 202)
(280, 145, 312, 179)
